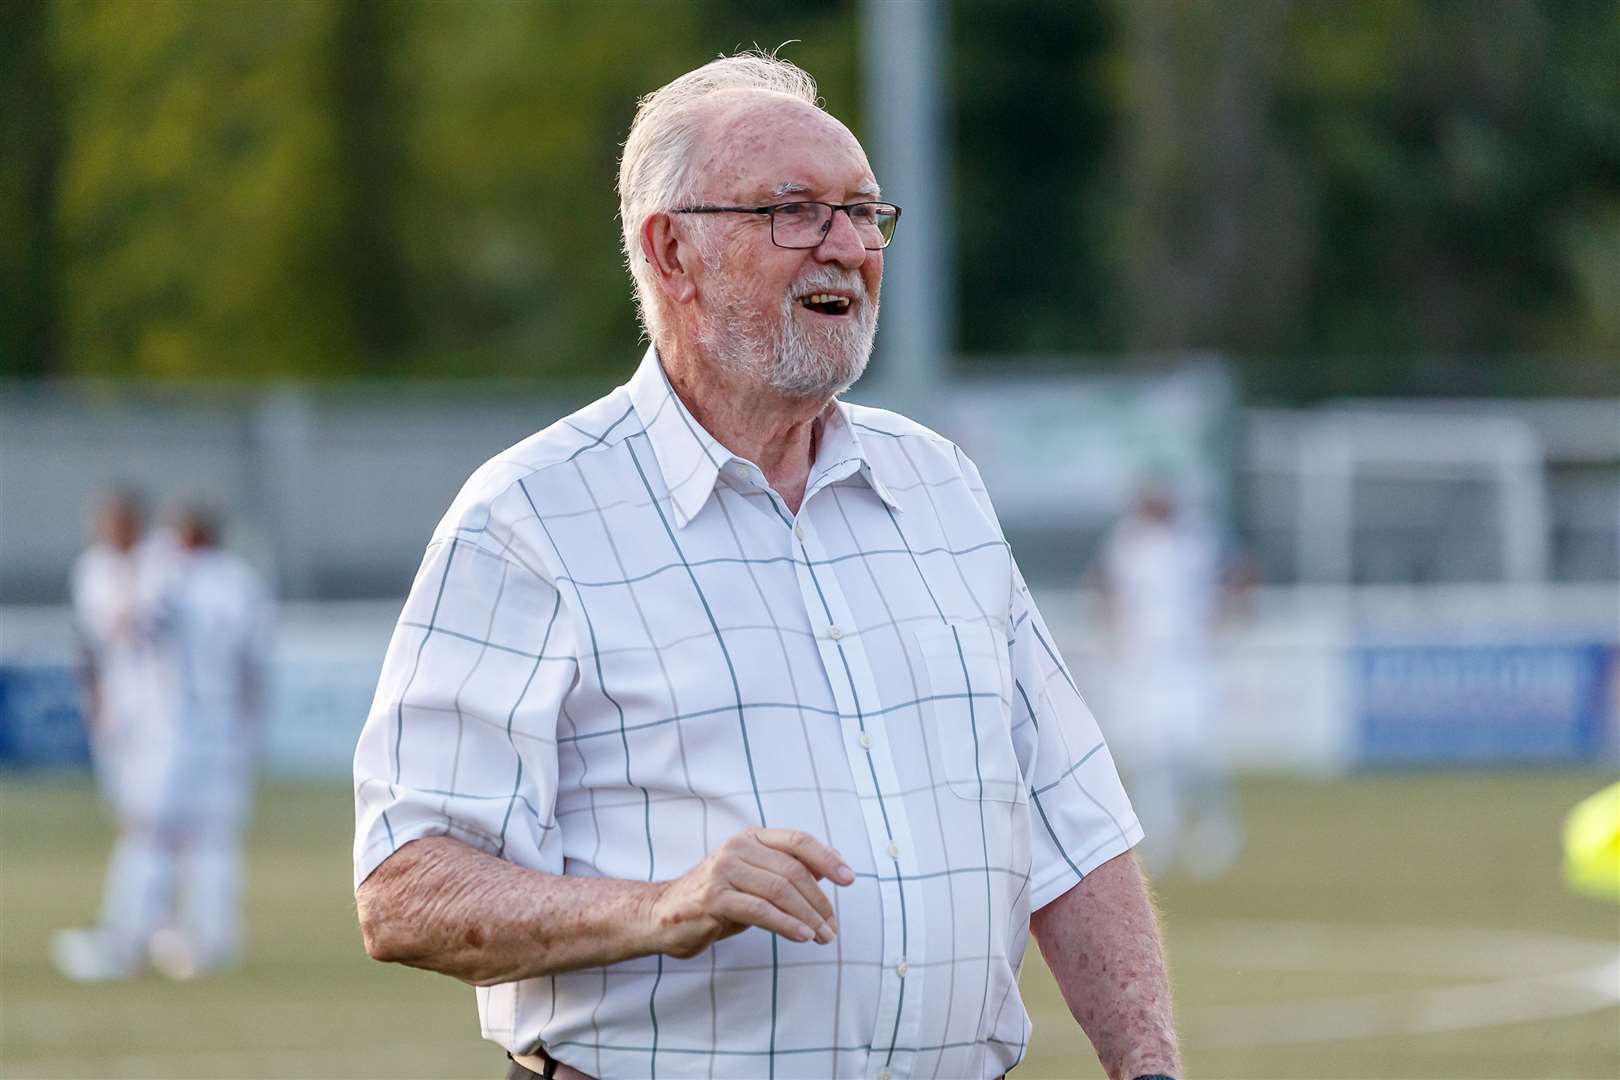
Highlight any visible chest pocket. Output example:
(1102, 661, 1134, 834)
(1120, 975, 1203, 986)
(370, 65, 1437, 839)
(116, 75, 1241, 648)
(912, 622, 1023, 803)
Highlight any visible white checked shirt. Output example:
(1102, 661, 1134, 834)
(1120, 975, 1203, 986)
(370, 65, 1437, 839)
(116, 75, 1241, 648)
(353, 348, 1141, 1080)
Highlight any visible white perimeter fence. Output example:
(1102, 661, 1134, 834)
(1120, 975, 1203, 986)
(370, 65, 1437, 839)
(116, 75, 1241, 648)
(5, 374, 1614, 602)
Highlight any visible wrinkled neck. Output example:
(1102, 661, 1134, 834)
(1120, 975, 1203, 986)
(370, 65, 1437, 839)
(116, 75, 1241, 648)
(660, 343, 830, 514)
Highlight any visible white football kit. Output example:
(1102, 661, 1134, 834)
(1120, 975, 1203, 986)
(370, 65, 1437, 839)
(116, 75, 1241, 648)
(62, 537, 271, 977)
(1100, 509, 1240, 877)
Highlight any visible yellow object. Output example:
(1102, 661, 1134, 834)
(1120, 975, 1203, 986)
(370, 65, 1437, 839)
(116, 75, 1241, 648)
(1564, 780, 1620, 902)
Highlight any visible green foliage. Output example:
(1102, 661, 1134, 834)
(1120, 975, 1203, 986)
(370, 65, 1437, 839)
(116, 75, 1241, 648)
(2, 0, 1615, 398)
(48, 0, 359, 377)
(1259, 0, 1620, 397)
(953, 0, 1119, 355)
(0, 0, 61, 376)
(381, 1, 701, 380)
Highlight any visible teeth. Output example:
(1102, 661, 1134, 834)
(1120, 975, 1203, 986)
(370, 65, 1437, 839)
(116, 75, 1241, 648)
(802, 293, 851, 308)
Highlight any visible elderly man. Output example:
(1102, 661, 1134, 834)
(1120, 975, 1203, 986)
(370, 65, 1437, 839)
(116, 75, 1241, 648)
(354, 54, 1179, 1080)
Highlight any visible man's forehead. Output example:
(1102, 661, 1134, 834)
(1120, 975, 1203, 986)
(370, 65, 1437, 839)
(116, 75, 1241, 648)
(699, 92, 877, 199)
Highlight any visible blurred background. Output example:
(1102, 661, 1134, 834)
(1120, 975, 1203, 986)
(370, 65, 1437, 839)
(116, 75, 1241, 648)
(1, 1, 1616, 1078)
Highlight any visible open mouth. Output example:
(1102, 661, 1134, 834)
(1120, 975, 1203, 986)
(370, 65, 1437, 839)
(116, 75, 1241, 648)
(799, 292, 853, 316)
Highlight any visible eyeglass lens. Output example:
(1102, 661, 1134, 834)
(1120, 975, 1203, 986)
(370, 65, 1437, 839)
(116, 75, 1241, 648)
(772, 203, 898, 250)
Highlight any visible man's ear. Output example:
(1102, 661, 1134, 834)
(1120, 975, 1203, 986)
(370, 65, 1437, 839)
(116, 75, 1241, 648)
(640, 213, 699, 305)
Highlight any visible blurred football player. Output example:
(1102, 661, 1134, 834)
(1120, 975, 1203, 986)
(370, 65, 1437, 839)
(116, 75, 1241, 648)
(1097, 481, 1245, 878)
(53, 485, 175, 979)
(53, 497, 271, 980)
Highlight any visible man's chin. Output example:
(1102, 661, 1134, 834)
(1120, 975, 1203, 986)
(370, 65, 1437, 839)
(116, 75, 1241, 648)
(830, 355, 871, 397)
(771, 353, 869, 402)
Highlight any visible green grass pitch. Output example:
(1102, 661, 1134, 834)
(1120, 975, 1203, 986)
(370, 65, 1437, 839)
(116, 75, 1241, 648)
(3, 772, 1616, 1078)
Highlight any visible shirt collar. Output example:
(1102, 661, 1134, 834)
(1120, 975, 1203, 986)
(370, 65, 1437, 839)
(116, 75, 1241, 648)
(627, 346, 902, 528)
(627, 347, 728, 529)
(807, 396, 903, 513)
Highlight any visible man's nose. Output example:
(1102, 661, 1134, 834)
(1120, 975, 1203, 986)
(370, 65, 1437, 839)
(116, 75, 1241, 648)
(814, 208, 868, 268)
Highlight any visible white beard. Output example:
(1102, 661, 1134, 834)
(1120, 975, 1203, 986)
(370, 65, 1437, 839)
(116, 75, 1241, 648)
(696, 265, 879, 401)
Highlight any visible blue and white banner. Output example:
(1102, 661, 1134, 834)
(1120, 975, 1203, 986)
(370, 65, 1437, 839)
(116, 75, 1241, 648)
(1355, 643, 1615, 766)
(0, 665, 89, 768)
(0, 660, 375, 778)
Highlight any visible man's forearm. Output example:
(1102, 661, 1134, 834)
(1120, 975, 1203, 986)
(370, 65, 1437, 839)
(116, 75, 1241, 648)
(1030, 851, 1180, 1080)
(356, 835, 664, 986)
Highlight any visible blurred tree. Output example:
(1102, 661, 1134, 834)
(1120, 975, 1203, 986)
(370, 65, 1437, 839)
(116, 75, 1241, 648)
(4, 0, 1615, 398)
(952, 0, 1119, 356)
(1111, 0, 1309, 366)
(0, 0, 62, 376)
(384, 0, 857, 380)
(49, 0, 359, 377)
(330, 0, 412, 370)
(381, 0, 651, 381)
(1262, 0, 1620, 397)
(1107, 0, 1619, 397)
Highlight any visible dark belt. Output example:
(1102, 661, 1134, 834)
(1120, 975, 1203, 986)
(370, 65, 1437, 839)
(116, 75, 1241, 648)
(507, 1049, 1007, 1079)
(506, 1050, 558, 1080)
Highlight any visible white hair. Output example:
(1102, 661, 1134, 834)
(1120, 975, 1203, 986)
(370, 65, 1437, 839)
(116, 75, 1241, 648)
(617, 52, 820, 342)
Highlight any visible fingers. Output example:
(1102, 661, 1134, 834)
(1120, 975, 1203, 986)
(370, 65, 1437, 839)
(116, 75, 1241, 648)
(737, 845, 837, 929)
(669, 827, 857, 952)
(753, 828, 856, 886)
(711, 891, 819, 944)
(725, 861, 835, 944)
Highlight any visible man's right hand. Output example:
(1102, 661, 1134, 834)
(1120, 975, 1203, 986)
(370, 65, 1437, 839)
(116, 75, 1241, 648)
(645, 828, 857, 959)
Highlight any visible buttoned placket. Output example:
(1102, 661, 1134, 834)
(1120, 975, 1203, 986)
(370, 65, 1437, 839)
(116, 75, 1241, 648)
(794, 464, 925, 1080)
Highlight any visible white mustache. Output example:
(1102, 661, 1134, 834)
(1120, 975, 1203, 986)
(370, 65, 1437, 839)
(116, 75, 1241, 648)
(789, 271, 867, 303)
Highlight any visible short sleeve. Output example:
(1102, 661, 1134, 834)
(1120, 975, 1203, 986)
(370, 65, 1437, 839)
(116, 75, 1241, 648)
(1008, 560, 1143, 910)
(352, 533, 577, 890)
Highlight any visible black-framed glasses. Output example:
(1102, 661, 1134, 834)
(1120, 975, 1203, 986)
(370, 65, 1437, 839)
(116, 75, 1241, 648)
(674, 201, 902, 250)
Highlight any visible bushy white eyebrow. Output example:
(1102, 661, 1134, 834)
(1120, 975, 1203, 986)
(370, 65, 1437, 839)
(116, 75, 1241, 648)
(766, 180, 883, 200)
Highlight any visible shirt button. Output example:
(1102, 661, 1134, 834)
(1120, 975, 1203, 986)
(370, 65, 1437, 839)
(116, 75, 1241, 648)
(887, 842, 900, 859)
(734, 463, 751, 480)
(858, 733, 873, 750)
(827, 624, 843, 640)
(895, 959, 909, 977)
(793, 521, 804, 540)
(877, 1073, 891, 1080)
